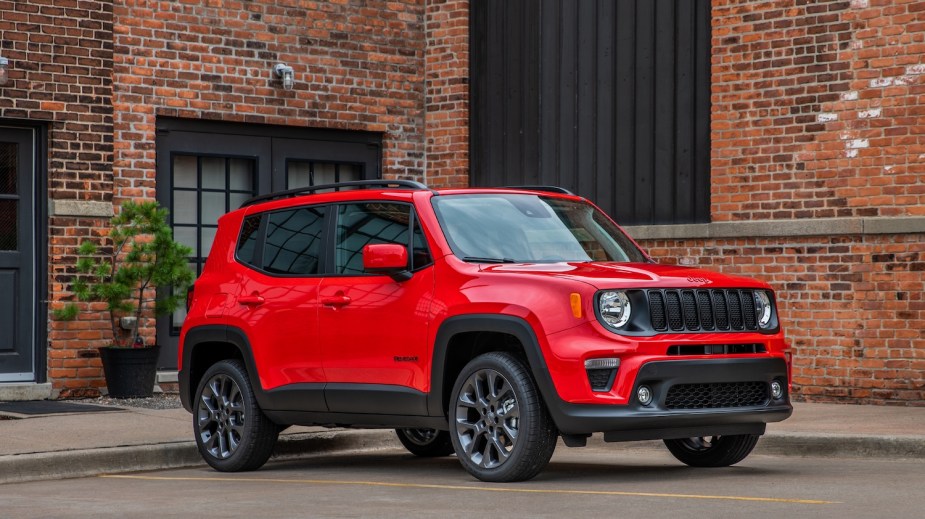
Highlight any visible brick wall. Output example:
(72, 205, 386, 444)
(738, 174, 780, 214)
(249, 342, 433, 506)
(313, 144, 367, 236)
(637, 0, 925, 405)
(712, 0, 924, 222)
(112, 0, 428, 204)
(4, 0, 921, 404)
(424, 0, 469, 187)
(0, 0, 114, 397)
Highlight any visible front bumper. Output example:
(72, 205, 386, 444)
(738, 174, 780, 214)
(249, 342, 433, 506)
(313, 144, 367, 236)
(544, 357, 792, 439)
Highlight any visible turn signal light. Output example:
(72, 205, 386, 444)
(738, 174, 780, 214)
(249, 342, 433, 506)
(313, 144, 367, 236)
(570, 293, 582, 318)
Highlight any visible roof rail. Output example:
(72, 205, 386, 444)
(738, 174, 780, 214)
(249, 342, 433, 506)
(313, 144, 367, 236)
(501, 185, 576, 196)
(240, 179, 430, 208)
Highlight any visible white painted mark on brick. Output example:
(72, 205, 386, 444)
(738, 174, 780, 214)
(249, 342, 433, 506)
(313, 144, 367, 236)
(850, 0, 868, 7)
(841, 91, 859, 101)
(846, 149, 859, 158)
(858, 108, 881, 119)
(907, 64, 925, 75)
(817, 113, 838, 122)
(847, 139, 869, 149)
(870, 78, 893, 87)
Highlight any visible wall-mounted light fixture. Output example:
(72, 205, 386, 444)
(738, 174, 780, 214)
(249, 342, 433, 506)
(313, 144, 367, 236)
(0, 56, 9, 86)
(274, 63, 294, 91)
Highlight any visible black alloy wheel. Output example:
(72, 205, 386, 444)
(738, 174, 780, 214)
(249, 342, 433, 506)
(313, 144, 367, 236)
(194, 359, 280, 472)
(449, 352, 557, 482)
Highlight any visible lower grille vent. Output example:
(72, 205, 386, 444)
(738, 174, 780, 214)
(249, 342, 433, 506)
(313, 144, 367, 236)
(665, 381, 769, 409)
(586, 369, 616, 392)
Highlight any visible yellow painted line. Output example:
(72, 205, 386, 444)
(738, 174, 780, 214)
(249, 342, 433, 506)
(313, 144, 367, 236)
(100, 474, 836, 505)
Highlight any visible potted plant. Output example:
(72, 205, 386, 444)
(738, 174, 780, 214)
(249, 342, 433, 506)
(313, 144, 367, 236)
(56, 200, 194, 398)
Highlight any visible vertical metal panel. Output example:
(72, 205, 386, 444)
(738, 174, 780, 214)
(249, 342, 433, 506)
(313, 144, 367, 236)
(595, 0, 616, 217)
(470, 0, 711, 225)
(538, 0, 559, 188)
(613, 0, 637, 223)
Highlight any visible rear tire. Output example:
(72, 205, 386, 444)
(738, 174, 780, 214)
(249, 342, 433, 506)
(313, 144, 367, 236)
(449, 352, 558, 482)
(395, 428, 455, 457)
(194, 359, 280, 472)
(663, 434, 760, 467)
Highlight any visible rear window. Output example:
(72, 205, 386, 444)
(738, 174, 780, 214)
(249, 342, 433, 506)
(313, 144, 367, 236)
(263, 207, 325, 275)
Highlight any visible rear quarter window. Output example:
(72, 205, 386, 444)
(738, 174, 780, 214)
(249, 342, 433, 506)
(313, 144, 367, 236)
(235, 215, 261, 267)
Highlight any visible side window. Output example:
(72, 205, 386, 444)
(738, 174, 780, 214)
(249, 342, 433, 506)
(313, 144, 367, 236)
(335, 203, 415, 275)
(263, 207, 325, 275)
(236, 215, 261, 267)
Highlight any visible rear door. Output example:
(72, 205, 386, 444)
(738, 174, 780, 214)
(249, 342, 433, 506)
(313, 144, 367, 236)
(224, 207, 326, 410)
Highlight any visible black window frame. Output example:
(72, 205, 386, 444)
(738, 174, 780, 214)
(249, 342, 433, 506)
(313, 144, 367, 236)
(170, 151, 258, 278)
(233, 200, 433, 279)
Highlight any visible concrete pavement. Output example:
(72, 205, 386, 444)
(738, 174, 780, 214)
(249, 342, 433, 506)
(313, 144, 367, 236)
(1, 401, 923, 484)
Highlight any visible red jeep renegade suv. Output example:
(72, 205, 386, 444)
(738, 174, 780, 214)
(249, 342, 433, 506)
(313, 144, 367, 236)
(179, 180, 792, 482)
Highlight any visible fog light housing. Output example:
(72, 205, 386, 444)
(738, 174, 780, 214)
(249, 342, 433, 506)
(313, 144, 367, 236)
(637, 385, 653, 406)
(770, 380, 784, 400)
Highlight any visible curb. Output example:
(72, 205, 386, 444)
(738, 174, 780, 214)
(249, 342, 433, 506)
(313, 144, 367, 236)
(756, 433, 925, 460)
(3, 430, 924, 485)
(0, 429, 399, 485)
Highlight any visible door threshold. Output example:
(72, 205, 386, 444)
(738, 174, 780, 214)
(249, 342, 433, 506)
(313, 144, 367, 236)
(0, 383, 54, 402)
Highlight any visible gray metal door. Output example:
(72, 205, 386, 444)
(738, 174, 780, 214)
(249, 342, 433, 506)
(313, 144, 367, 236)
(0, 127, 35, 382)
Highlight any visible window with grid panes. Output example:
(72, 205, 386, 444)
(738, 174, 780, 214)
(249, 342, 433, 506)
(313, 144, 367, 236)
(287, 160, 361, 190)
(170, 154, 256, 327)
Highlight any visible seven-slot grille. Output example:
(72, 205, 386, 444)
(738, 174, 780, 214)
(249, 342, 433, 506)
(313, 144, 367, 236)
(648, 289, 759, 332)
(664, 381, 769, 409)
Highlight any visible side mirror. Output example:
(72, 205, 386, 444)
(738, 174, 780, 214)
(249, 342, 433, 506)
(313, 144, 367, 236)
(363, 243, 412, 282)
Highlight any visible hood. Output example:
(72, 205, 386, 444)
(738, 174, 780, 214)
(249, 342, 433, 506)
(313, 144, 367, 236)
(480, 261, 769, 290)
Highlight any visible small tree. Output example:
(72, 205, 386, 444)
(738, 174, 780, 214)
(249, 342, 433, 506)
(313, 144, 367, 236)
(56, 201, 195, 348)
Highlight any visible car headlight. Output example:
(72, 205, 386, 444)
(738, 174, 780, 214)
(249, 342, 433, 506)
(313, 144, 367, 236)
(754, 290, 773, 329)
(599, 291, 631, 328)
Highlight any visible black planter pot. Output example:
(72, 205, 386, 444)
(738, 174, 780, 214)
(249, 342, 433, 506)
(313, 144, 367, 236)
(99, 345, 161, 398)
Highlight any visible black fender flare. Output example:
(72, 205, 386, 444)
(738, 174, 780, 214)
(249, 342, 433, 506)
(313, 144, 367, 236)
(179, 325, 267, 412)
(427, 314, 561, 419)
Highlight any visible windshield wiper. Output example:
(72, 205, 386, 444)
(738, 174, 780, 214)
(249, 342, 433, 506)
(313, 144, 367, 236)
(461, 256, 517, 264)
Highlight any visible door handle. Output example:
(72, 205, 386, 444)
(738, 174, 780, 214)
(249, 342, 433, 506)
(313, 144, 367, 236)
(321, 295, 352, 307)
(238, 295, 265, 306)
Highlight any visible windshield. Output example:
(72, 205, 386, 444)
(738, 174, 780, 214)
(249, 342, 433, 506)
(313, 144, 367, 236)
(431, 194, 648, 263)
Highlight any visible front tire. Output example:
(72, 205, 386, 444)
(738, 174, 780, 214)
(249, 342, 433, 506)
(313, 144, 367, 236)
(194, 359, 280, 472)
(449, 352, 558, 482)
(395, 428, 455, 457)
(663, 434, 760, 467)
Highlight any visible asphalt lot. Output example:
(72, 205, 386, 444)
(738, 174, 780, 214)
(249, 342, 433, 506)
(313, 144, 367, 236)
(4, 442, 924, 518)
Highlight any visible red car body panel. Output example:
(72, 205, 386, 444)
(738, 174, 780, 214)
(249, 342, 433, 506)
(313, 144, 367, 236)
(180, 185, 791, 430)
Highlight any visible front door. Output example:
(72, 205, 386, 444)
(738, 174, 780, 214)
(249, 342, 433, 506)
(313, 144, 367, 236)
(0, 127, 36, 382)
(318, 202, 435, 414)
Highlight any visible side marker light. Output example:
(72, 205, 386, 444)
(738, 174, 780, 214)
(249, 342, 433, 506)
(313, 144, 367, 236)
(570, 293, 582, 318)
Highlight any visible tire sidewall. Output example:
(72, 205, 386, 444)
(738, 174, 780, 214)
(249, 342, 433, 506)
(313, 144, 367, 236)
(395, 428, 455, 457)
(448, 352, 554, 482)
(194, 359, 267, 471)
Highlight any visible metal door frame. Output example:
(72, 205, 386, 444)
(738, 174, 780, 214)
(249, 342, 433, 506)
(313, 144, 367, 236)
(0, 122, 47, 383)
